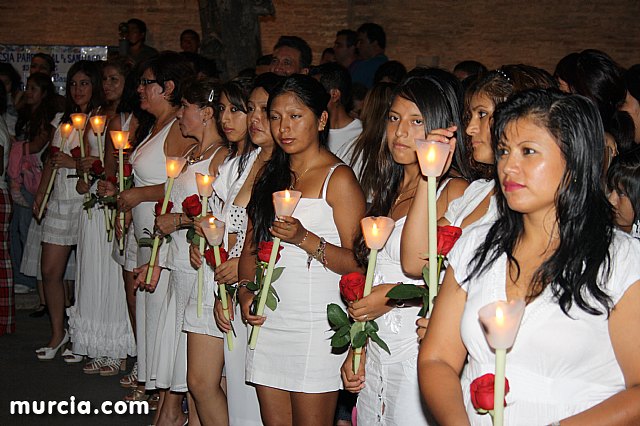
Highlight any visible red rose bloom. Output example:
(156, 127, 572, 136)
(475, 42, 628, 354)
(257, 241, 283, 263)
(155, 198, 174, 216)
(91, 160, 104, 175)
(470, 373, 510, 411)
(106, 176, 118, 186)
(339, 272, 366, 302)
(436, 225, 462, 256)
(50, 146, 60, 155)
(70, 147, 82, 158)
(123, 164, 133, 177)
(182, 194, 202, 217)
(204, 247, 229, 267)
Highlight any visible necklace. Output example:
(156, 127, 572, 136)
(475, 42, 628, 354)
(186, 142, 218, 165)
(392, 184, 419, 208)
(290, 166, 312, 190)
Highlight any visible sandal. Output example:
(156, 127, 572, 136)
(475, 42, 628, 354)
(124, 388, 148, 402)
(62, 348, 84, 363)
(29, 304, 48, 318)
(119, 361, 138, 388)
(99, 358, 126, 376)
(148, 393, 160, 411)
(83, 357, 108, 374)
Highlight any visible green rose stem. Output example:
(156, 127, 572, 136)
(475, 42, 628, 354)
(145, 177, 175, 284)
(353, 247, 377, 373)
(214, 244, 234, 351)
(493, 348, 506, 426)
(71, 113, 91, 220)
(197, 195, 208, 318)
(38, 124, 73, 220)
(249, 236, 281, 350)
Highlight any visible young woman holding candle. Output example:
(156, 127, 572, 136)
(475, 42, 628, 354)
(118, 52, 195, 424)
(401, 65, 557, 279)
(237, 74, 366, 425)
(419, 89, 640, 425)
(67, 57, 136, 374)
(340, 71, 470, 425)
(32, 60, 104, 360)
(202, 72, 281, 426)
(149, 77, 228, 426)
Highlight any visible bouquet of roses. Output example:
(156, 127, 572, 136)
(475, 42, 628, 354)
(386, 225, 462, 316)
(244, 241, 284, 313)
(327, 272, 390, 357)
(139, 198, 174, 247)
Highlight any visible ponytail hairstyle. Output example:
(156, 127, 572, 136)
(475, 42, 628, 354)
(248, 74, 330, 245)
(353, 69, 466, 267)
(468, 89, 614, 317)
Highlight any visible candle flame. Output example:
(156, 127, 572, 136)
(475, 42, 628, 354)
(427, 147, 436, 163)
(284, 189, 291, 200)
(209, 217, 215, 226)
(203, 175, 210, 183)
(496, 306, 504, 325)
(372, 222, 379, 235)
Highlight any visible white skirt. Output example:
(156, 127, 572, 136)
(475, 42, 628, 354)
(183, 262, 223, 338)
(41, 198, 83, 246)
(20, 220, 76, 280)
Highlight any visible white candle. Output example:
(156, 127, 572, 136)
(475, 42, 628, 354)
(415, 139, 450, 177)
(195, 173, 214, 197)
(478, 300, 525, 349)
(273, 189, 302, 217)
(201, 216, 225, 246)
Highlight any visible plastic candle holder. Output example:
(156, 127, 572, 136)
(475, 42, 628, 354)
(60, 123, 74, 139)
(110, 130, 129, 150)
(195, 173, 215, 197)
(361, 216, 395, 250)
(166, 156, 187, 179)
(415, 139, 450, 177)
(90, 115, 107, 134)
(273, 190, 302, 217)
(70, 113, 88, 131)
(478, 300, 525, 350)
(201, 216, 225, 246)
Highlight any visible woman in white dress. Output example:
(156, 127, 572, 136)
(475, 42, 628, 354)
(68, 58, 136, 373)
(340, 71, 469, 425)
(32, 60, 104, 360)
(401, 65, 558, 278)
(152, 77, 228, 425)
(420, 89, 640, 425)
(120, 52, 195, 425)
(238, 75, 366, 425)
(205, 72, 281, 426)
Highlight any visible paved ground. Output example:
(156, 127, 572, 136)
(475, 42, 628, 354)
(0, 295, 154, 425)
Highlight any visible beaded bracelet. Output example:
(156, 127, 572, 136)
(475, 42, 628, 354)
(296, 230, 309, 247)
(305, 237, 327, 269)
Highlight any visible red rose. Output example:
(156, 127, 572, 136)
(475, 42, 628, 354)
(50, 146, 60, 155)
(106, 176, 118, 186)
(470, 373, 510, 411)
(123, 164, 133, 177)
(155, 198, 174, 216)
(339, 272, 366, 302)
(437, 225, 462, 256)
(257, 241, 283, 263)
(91, 160, 104, 175)
(204, 247, 229, 268)
(182, 194, 202, 217)
(70, 147, 82, 158)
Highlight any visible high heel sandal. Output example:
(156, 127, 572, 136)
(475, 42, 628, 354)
(99, 358, 126, 376)
(62, 348, 84, 364)
(36, 330, 70, 361)
(29, 304, 48, 318)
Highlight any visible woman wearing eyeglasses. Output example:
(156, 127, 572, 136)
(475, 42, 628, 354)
(116, 52, 196, 425)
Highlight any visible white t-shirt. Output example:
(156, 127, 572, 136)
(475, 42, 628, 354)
(329, 118, 362, 161)
(448, 224, 640, 425)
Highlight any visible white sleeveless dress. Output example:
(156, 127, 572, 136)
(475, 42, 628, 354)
(356, 182, 451, 426)
(152, 150, 223, 392)
(68, 127, 136, 358)
(211, 150, 262, 426)
(129, 119, 173, 389)
(246, 164, 347, 393)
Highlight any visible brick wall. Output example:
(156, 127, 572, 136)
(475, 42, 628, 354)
(1, 0, 638, 74)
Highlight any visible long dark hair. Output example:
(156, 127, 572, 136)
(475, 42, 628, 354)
(607, 149, 640, 227)
(60, 60, 104, 123)
(15, 73, 58, 142)
(354, 70, 467, 266)
(219, 77, 254, 173)
(468, 89, 614, 316)
(247, 74, 330, 245)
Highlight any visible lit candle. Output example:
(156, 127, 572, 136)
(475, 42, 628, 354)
(195, 173, 215, 319)
(352, 216, 395, 372)
(38, 123, 74, 220)
(90, 115, 107, 163)
(145, 156, 187, 284)
(249, 189, 302, 349)
(110, 130, 130, 252)
(71, 113, 91, 218)
(478, 300, 525, 426)
(200, 216, 233, 350)
(415, 139, 450, 313)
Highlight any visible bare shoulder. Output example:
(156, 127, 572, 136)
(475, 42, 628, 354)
(326, 163, 364, 206)
(445, 177, 469, 201)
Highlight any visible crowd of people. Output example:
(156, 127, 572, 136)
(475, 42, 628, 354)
(1, 18, 640, 426)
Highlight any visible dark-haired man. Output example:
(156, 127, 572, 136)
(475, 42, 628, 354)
(352, 22, 388, 88)
(126, 18, 158, 64)
(270, 36, 312, 76)
(333, 29, 358, 71)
